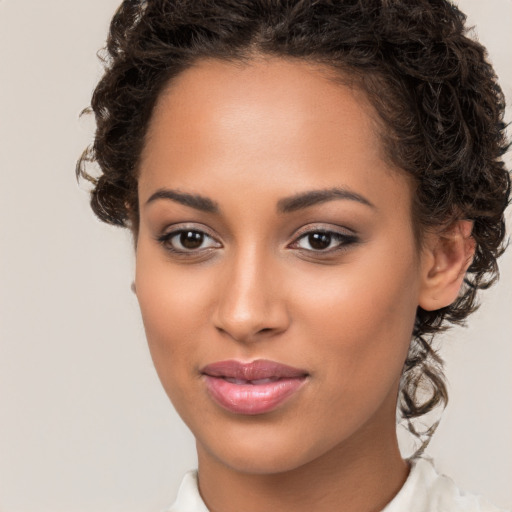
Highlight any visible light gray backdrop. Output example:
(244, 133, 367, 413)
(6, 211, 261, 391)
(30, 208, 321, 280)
(0, 1, 511, 511)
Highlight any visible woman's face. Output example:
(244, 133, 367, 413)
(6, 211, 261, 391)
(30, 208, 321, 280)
(135, 57, 426, 474)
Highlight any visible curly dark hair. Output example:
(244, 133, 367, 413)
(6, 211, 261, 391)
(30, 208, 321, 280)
(77, 0, 510, 452)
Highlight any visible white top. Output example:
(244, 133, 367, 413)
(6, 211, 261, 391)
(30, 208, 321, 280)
(165, 458, 508, 512)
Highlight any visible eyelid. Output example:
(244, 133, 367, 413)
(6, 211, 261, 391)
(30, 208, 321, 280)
(156, 223, 223, 253)
(159, 222, 218, 237)
(288, 224, 359, 253)
(292, 223, 357, 239)
(155, 222, 358, 256)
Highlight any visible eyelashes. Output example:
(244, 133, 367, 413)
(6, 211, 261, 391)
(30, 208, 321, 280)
(157, 229, 222, 254)
(156, 224, 359, 258)
(289, 230, 358, 252)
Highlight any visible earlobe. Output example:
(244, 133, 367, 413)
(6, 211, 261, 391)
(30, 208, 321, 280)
(418, 220, 476, 311)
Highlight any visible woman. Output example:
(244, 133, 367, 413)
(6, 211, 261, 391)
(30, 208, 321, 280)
(78, 0, 510, 510)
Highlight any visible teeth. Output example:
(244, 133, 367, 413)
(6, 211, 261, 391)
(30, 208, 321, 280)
(224, 378, 248, 384)
(251, 378, 278, 385)
(223, 377, 279, 385)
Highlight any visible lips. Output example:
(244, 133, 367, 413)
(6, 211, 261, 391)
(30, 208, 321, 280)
(201, 359, 308, 415)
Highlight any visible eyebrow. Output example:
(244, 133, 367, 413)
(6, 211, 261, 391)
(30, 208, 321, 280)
(145, 186, 375, 214)
(145, 189, 219, 213)
(277, 187, 375, 213)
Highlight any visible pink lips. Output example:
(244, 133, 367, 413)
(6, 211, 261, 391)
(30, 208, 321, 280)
(201, 359, 308, 415)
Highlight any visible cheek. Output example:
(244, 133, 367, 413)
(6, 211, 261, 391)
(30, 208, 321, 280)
(135, 232, 213, 327)
(134, 243, 210, 393)
(296, 242, 419, 332)
(292, 242, 420, 403)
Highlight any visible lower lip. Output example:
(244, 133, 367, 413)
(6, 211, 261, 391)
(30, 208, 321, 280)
(203, 375, 306, 415)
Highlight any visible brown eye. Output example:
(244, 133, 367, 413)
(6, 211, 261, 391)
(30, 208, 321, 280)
(158, 228, 221, 254)
(180, 230, 204, 249)
(308, 232, 332, 250)
(293, 230, 358, 253)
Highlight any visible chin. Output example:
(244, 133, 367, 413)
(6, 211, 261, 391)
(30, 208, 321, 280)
(195, 419, 342, 476)
(203, 443, 315, 475)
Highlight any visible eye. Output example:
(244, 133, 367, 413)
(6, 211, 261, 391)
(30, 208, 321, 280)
(291, 229, 358, 253)
(158, 228, 221, 254)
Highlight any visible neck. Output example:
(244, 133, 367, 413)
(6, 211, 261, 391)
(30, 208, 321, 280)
(196, 412, 409, 512)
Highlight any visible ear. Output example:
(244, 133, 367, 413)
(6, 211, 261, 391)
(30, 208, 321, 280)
(418, 220, 476, 311)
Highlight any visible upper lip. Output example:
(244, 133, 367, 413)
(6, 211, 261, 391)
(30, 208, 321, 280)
(201, 359, 309, 380)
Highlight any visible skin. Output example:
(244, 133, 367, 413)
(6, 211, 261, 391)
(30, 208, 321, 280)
(134, 57, 474, 512)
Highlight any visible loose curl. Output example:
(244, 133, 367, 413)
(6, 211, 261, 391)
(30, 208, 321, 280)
(77, 0, 510, 453)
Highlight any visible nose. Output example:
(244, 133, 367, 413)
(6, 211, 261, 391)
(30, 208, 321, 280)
(212, 248, 290, 343)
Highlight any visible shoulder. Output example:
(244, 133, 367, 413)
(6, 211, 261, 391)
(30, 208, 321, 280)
(383, 457, 509, 512)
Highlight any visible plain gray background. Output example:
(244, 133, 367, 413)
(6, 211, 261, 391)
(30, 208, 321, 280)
(0, 0, 511, 511)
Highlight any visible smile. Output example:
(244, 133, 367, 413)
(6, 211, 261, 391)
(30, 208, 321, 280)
(201, 359, 309, 415)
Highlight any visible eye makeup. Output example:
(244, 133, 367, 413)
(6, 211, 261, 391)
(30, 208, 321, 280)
(155, 222, 360, 260)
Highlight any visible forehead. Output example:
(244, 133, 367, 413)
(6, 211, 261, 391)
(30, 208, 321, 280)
(139, 57, 412, 213)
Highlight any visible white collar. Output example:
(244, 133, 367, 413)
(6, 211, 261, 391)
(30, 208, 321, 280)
(165, 457, 506, 512)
